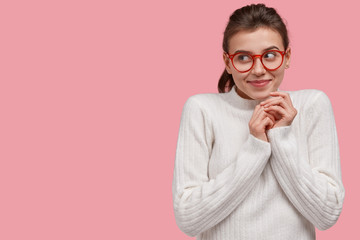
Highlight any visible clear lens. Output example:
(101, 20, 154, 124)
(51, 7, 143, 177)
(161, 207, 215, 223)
(233, 53, 253, 72)
(261, 51, 283, 70)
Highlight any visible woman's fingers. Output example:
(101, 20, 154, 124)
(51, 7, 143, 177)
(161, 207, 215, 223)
(249, 105, 265, 126)
(263, 105, 296, 127)
(270, 91, 292, 104)
(259, 91, 297, 128)
(252, 104, 264, 119)
(265, 112, 276, 126)
(260, 96, 281, 106)
(249, 106, 275, 142)
(264, 115, 275, 130)
(263, 105, 287, 117)
(261, 97, 289, 109)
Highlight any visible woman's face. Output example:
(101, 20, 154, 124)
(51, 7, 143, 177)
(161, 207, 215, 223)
(223, 27, 291, 100)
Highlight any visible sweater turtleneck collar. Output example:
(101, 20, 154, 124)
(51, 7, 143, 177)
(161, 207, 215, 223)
(226, 85, 262, 110)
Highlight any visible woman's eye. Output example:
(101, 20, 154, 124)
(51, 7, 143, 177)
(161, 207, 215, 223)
(237, 54, 251, 62)
(264, 52, 276, 59)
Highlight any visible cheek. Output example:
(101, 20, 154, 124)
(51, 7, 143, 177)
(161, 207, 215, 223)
(231, 71, 248, 82)
(273, 67, 286, 79)
(272, 70, 286, 88)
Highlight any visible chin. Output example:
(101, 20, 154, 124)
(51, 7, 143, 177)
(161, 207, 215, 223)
(249, 91, 271, 100)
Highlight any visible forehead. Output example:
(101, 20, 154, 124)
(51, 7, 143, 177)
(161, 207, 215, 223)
(228, 28, 284, 53)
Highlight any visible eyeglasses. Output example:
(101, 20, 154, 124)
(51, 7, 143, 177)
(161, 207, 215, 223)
(226, 50, 287, 73)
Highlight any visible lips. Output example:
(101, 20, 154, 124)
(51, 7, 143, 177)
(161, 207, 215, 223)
(247, 79, 271, 87)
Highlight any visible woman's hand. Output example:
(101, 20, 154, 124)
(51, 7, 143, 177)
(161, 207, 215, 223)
(249, 104, 275, 142)
(260, 92, 297, 128)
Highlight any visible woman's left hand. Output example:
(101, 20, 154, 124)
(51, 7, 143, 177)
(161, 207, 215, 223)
(260, 92, 297, 128)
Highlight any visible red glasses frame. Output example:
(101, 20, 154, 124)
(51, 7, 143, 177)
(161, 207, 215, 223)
(226, 50, 287, 73)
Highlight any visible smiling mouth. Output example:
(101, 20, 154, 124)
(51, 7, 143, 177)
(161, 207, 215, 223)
(247, 80, 272, 87)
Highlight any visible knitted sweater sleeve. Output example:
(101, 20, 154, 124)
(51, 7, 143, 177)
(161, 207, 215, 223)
(267, 91, 345, 230)
(172, 96, 271, 237)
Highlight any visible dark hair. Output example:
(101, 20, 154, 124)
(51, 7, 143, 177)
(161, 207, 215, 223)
(218, 4, 289, 93)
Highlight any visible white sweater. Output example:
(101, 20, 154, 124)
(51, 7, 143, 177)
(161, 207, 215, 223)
(172, 86, 345, 240)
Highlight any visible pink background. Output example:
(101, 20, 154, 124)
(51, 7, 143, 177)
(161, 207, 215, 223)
(0, 0, 358, 239)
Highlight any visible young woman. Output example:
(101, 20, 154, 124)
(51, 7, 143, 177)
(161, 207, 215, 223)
(172, 4, 345, 240)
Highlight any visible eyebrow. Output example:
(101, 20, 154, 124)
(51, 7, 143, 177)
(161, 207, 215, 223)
(234, 46, 280, 54)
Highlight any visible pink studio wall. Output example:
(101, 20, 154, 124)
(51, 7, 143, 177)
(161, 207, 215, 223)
(0, 0, 358, 239)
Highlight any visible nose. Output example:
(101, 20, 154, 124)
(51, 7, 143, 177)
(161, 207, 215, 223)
(252, 57, 266, 75)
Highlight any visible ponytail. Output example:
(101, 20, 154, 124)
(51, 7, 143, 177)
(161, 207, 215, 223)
(218, 69, 235, 93)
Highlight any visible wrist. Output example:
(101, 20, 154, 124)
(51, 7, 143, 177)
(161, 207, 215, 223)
(251, 132, 269, 142)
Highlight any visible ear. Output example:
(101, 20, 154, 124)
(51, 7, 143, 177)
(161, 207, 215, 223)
(223, 52, 232, 74)
(284, 48, 291, 69)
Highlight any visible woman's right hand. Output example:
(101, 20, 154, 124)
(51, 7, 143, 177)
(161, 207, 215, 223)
(249, 104, 275, 142)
